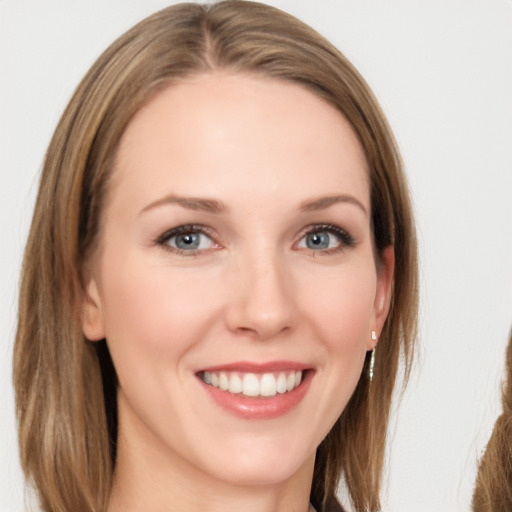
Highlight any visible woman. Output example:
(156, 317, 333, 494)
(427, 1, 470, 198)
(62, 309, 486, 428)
(472, 329, 512, 512)
(13, 2, 418, 511)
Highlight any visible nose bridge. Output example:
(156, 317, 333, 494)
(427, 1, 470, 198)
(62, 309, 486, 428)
(226, 242, 296, 339)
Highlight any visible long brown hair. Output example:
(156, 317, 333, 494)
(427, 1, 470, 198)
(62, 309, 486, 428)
(13, 2, 418, 511)
(472, 329, 512, 511)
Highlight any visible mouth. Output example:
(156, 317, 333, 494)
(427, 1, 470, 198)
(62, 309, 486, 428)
(195, 362, 313, 419)
(198, 369, 304, 398)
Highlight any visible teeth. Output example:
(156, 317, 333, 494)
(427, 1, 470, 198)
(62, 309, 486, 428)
(242, 373, 260, 396)
(260, 374, 277, 397)
(276, 372, 287, 393)
(229, 373, 243, 394)
(201, 370, 304, 397)
(219, 372, 229, 391)
(286, 372, 295, 391)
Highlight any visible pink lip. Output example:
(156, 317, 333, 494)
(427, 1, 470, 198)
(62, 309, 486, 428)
(196, 362, 314, 420)
(199, 360, 309, 373)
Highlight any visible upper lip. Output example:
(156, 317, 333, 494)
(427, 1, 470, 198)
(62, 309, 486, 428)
(197, 360, 312, 373)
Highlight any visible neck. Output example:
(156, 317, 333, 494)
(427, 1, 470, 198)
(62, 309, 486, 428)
(108, 411, 315, 512)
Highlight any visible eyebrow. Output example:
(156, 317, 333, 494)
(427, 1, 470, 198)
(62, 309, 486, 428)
(299, 194, 368, 215)
(139, 195, 227, 216)
(139, 193, 367, 217)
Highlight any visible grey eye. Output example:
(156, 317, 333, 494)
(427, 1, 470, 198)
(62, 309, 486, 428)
(306, 232, 330, 249)
(174, 233, 201, 250)
(157, 225, 219, 254)
(168, 231, 214, 251)
(299, 231, 341, 251)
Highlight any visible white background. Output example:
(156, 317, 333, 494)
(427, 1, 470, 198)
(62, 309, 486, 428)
(1, 1, 511, 511)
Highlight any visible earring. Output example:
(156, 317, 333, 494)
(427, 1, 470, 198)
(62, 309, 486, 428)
(369, 331, 377, 381)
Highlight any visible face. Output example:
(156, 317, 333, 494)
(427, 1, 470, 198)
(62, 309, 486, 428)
(82, 74, 393, 489)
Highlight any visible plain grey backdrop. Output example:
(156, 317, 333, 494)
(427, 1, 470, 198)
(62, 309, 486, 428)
(1, 1, 511, 510)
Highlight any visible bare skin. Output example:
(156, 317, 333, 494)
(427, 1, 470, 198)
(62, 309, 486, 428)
(82, 73, 393, 512)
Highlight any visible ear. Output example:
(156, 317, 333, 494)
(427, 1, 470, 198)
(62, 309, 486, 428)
(81, 274, 106, 341)
(368, 245, 395, 350)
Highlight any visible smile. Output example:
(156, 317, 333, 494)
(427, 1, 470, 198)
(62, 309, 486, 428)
(200, 370, 303, 398)
(196, 363, 313, 420)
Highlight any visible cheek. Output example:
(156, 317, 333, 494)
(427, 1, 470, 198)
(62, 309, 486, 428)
(285, 261, 377, 442)
(299, 261, 377, 347)
(299, 261, 376, 395)
(97, 253, 224, 375)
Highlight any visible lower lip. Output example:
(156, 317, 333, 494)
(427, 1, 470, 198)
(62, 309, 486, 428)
(199, 371, 313, 420)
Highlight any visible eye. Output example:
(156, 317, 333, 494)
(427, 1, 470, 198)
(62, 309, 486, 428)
(172, 232, 210, 250)
(155, 225, 218, 254)
(302, 232, 336, 250)
(296, 225, 355, 253)
(299, 231, 340, 251)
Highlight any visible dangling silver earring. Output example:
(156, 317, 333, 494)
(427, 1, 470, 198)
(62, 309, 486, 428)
(369, 331, 377, 381)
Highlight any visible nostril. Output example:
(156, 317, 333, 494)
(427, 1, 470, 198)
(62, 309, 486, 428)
(233, 322, 292, 340)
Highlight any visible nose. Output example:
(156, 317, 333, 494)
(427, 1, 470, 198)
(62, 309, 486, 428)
(225, 250, 297, 340)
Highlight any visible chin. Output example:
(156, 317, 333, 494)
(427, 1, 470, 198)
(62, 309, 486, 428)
(205, 457, 310, 488)
(190, 433, 316, 488)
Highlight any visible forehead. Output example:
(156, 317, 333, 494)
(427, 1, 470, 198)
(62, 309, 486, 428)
(111, 73, 369, 212)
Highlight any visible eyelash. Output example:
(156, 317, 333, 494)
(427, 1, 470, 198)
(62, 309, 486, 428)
(154, 223, 356, 256)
